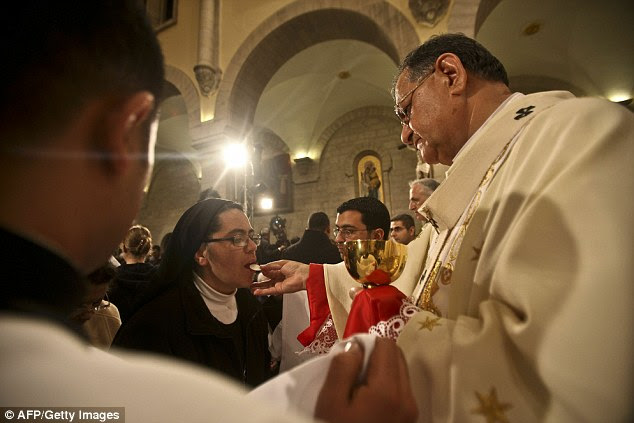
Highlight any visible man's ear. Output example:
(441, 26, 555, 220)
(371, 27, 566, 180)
(101, 91, 155, 175)
(435, 53, 467, 95)
(372, 229, 385, 240)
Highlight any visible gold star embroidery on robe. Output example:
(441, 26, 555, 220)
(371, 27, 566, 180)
(418, 316, 441, 331)
(472, 245, 482, 261)
(471, 387, 512, 423)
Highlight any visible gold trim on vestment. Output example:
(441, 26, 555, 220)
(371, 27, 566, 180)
(417, 259, 441, 315)
(415, 140, 514, 313)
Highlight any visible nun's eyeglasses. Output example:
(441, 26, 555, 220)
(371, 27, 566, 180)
(204, 233, 261, 247)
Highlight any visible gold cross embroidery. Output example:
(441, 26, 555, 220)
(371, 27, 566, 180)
(471, 387, 512, 423)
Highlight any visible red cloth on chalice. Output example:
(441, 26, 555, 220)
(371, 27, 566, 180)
(297, 264, 406, 347)
(343, 283, 406, 338)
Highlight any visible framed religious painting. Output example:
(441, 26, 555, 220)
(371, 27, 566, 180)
(355, 153, 384, 203)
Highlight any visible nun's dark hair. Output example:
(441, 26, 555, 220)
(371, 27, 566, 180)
(130, 198, 242, 314)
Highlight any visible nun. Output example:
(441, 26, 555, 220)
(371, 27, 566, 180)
(113, 199, 273, 388)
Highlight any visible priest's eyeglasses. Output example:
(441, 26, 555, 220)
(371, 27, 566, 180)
(204, 233, 262, 247)
(394, 72, 433, 126)
(333, 227, 368, 240)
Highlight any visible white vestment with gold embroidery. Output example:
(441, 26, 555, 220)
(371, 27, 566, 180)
(323, 91, 633, 422)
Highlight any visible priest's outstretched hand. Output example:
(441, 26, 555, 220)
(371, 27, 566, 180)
(252, 260, 310, 296)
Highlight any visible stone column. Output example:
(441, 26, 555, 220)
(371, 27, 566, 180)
(194, 0, 222, 96)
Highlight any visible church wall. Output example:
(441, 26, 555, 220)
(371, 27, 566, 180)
(140, 0, 457, 244)
(250, 110, 418, 241)
(136, 153, 201, 246)
(155, 0, 202, 95)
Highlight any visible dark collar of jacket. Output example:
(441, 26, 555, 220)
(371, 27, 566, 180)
(285, 229, 333, 254)
(115, 263, 156, 286)
(0, 227, 88, 336)
(178, 278, 261, 337)
(283, 229, 341, 265)
(297, 229, 330, 244)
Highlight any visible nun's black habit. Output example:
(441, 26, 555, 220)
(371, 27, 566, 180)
(112, 199, 273, 387)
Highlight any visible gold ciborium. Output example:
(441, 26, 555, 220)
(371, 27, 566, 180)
(342, 239, 407, 287)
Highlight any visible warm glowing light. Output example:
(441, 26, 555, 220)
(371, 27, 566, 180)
(294, 151, 311, 160)
(260, 197, 273, 210)
(223, 143, 247, 168)
(201, 111, 214, 122)
(607, 91, 632, 103)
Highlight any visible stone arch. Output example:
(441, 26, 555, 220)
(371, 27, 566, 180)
(252, 127, 290, 159)
(164, 65, 201, 131)
(214, 0, 419, 139)
(317, 105, 397, 166)
(292, 105, 399, 186)
(447, 0, 501, 37)
(474, 0, 503, 35)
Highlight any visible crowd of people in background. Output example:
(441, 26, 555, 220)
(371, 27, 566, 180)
(78, 186, 426, 357)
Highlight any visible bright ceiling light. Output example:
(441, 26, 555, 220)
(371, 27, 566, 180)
(260, 197, 273, 210)
(223, 143, 247, 168)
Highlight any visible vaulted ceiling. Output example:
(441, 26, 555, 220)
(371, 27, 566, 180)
(158, 0, 632, 163)
(249, 0, 632, 159)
